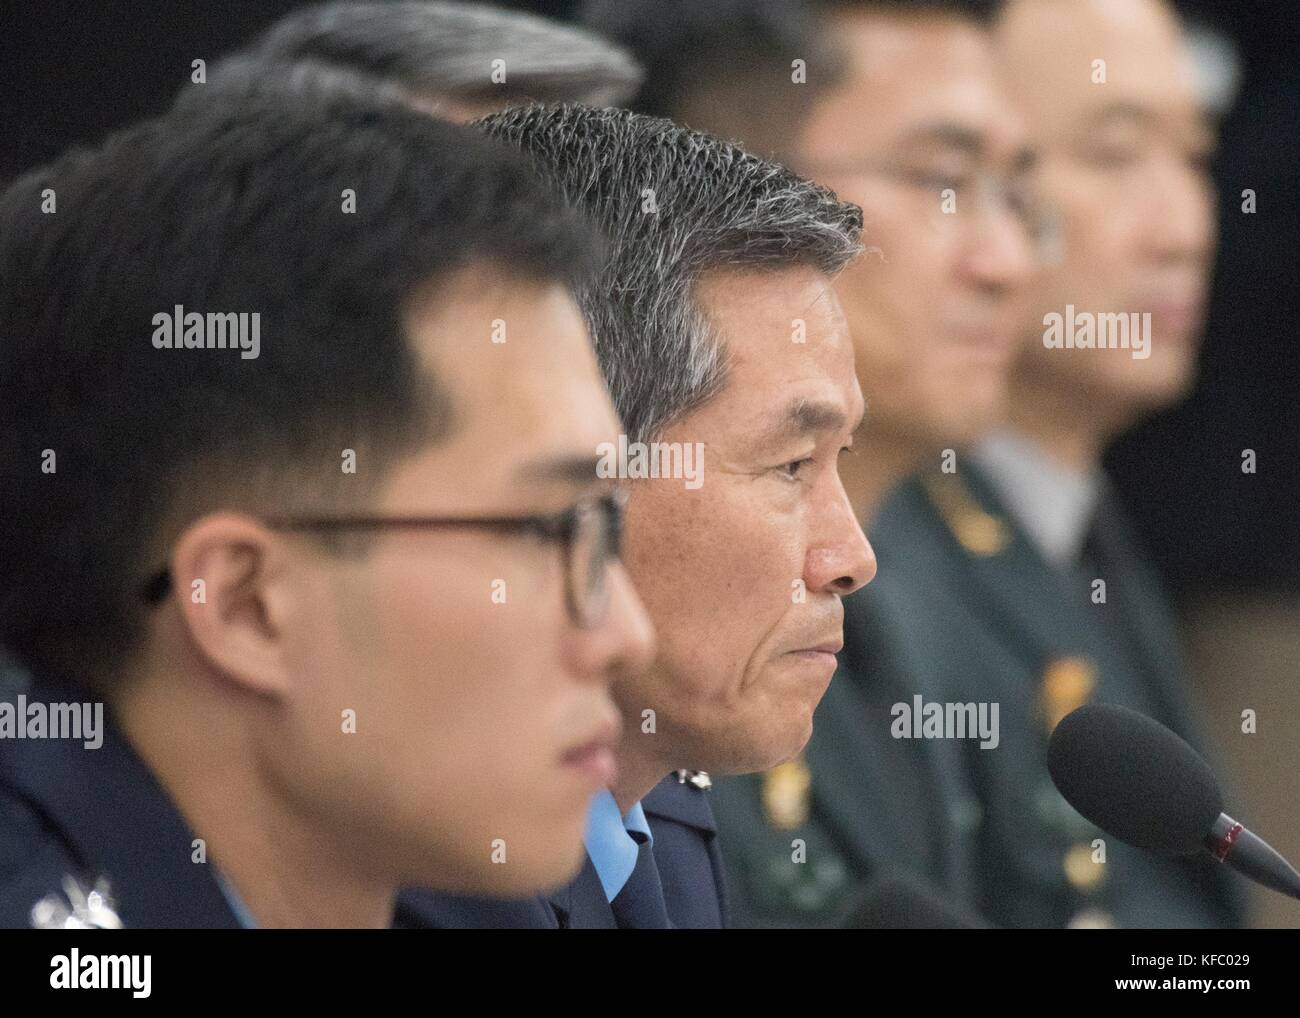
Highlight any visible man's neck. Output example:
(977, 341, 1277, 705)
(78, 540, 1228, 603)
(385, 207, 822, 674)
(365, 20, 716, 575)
(113, 676, 394, 928)
(1003, 371, 1132, 474)
(610, 730, 675, 815)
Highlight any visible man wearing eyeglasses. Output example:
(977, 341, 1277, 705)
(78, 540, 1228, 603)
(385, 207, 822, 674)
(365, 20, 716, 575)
(812, 0, 1244, 930)
(895, 0, 1241, 928)
(0, 86, 654, 927)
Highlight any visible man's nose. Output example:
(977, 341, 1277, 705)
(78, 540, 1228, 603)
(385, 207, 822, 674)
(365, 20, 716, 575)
(806, 480, 876, 596)
(1145, 154, 1215, 265)
(963, 188, 1039, 294)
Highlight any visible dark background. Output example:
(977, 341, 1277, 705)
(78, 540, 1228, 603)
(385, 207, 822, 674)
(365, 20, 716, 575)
(2, 0, 1297, 599)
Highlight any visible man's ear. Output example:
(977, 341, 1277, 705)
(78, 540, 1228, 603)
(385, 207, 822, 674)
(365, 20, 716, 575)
(167, 512, 297, 697)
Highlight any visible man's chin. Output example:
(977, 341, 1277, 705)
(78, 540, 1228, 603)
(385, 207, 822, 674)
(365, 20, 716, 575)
(1120, 362, 1198, 417)
(508, 839, 590, 895)
(426, 834, 588, 898)
(708, 722, 816, 777)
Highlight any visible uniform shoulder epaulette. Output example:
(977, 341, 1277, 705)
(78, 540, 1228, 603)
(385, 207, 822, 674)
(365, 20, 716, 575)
(921, 471, 1011, 558)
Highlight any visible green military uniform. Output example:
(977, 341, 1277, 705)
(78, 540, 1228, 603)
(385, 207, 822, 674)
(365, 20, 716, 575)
(711, 583, 982, 927)
(892, 460, 1246, 927)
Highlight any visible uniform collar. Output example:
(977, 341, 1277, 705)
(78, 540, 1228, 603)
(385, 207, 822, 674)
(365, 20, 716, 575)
(582, 789, 650, 901)
(641, 771, 718, 834)
(1, 679, 241, 928)
(972, 431, 1104, 568)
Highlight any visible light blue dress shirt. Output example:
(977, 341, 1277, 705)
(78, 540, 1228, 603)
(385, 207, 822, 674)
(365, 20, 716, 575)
(582, 789, 652, 902)
(216, 870, 258, 929)
(973, 430, 1102, 568)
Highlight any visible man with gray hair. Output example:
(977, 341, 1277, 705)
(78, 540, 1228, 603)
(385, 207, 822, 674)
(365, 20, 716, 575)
(215, 0, 642, 121)
(400, 104, 875, 928)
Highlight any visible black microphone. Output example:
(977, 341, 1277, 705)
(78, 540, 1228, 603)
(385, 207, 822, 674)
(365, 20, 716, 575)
(1048, 702, 1300, 901)
(849, 873, 992, 929)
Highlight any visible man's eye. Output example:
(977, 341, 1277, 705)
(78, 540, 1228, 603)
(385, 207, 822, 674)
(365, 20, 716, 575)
(1006, 187, 1046, 228)
(1084, 141, 1144, 170)
(519, 515, 567, 544)
(908, 170, 970, 193)
(776, 458, 814, 480)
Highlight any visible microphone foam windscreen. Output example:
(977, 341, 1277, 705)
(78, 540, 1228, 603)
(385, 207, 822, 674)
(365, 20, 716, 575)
(1047, 703, 1223, 857)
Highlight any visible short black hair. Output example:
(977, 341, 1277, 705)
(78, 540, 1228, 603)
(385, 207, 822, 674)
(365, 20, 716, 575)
(581, 0, 842, 124)
(580, 0, 997, 160)
(817, 0, 1002, 25)
(0, 89, 599, 682)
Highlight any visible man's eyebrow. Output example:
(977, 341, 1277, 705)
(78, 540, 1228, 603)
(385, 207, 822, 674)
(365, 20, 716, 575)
(516, 453, 606, 485)
(1082, 101, 1159, 130)
(1082, 100, 1218, 149)
(757, 398, 859, 446)
(896, 122, 986, 156)
(1009, 144, 1038, 176)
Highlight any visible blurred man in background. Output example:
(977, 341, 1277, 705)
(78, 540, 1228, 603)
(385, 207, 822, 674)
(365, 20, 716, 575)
(220, 0, 642, 120)
(583, 0, 842, 159)
(0, 88, 653, 927)
(859, 0, 1246, 926)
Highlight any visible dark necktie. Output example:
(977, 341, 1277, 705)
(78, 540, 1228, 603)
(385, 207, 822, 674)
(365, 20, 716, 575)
(1077, 496, 1109, 577)
(1078, 495, 1166, 702)
(609, 834, 672, 929)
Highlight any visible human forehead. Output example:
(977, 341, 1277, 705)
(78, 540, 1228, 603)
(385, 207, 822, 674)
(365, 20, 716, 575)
(810, 12, 1027, 161)
(688, 268, 859, 430)
(997, 0, 1198, 131)
(694, 265, 849, 354)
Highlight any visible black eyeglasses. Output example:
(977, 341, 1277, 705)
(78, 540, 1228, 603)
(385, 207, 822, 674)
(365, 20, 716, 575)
(798, 156, 1060, 251)
(140, 490, 627, 629)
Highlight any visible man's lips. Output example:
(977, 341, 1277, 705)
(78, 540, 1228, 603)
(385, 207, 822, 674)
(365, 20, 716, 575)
(561, 725, 619, 788)
(1144, 297, 1204, 337)
(790, 640, 844, 656)
(944, 320, 1018, 360)
(785, 639, 844, 673)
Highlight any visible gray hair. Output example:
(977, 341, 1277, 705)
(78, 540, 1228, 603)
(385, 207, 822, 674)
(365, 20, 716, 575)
(477, 104, 863, 444)
(172, 55, 410, 114)
(243, 0, 643, 110)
